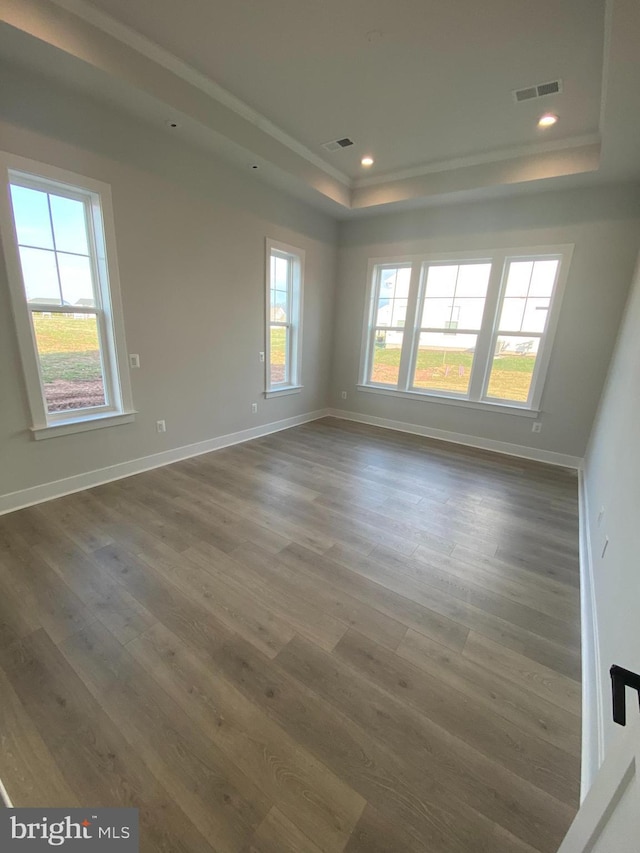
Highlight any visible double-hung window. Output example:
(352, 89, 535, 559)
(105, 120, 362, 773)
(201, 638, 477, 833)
(360, 246, 571, 412)
(265, 239, 303, 395)
(0, 153, 134, 438)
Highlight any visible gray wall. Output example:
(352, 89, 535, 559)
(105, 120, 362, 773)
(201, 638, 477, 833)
(0, 67, 337, 498)
(583, 247, 640, 757)
(332, 188, 640, 457)
(2, 63, 640, 504)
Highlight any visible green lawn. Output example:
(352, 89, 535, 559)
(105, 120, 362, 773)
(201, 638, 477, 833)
(372, 345, 535, 402)
(270, 326, 286, 364)
(32, 318, 535, 403)
(33, 314, 102, 381)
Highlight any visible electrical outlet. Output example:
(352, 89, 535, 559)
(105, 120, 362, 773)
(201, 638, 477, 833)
(156, 420, 166, 433)
(341, 391, 347, 400)
(251, 403, 258, 414)
(129, 353, 140, 368)
(532, 422, 542, 433)
(259, 352, 265, 363)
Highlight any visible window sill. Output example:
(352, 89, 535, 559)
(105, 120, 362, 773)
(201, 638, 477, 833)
(356, 384, 539, 417)
(31, 411, 137, 440)
(264, 385, 303, 399)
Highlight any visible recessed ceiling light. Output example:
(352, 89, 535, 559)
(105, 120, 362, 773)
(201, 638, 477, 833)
(361, 156, 374, 167)
(537, 113, 558, 129)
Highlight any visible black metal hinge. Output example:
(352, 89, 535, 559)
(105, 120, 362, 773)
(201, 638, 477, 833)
(610, 665, 640, 726)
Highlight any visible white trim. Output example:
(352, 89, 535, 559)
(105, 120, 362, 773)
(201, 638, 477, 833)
(356, 384, 539, 417)
(353, 133, 601, 188)
(264, 385, 303, 398)
(32, 411, 136, 440)
(0, 409, 329, 516)
(328, 408, 582, 469)
(265, 238, 304, 393)
(359, 245, 573, 414)
(578, 466, 605, 800)
(0, 151, 134, 436)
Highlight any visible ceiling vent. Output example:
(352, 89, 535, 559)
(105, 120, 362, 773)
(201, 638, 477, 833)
(512, 79, 562, 103)
(322, 137, 355, 152)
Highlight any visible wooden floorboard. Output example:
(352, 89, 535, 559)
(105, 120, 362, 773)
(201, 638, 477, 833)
(0, 417, 581, 852)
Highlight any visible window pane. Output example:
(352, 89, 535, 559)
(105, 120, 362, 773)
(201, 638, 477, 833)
(10, 185, 54, 249)
(422, 263, 489, 330)
(498, 297, 525, 331)
(412, 333, 476, 395)
(529, 259, 558, 297)
(18, 247, 61, 304)
(273, 255, 289, 289)
(270, 325, 288, 385)
(32, 311, 106, 412)
(49, 195, 89, 255)
(504, 261, 533, 297)
(58, 253, 95, 306)
(522, 297, 550, 332)
(271, 287, 288, 322)
(376, 298, 407, 327)
(486, 336, 540, 402)
(425, 264, 457, 297)
(370, 329, 403, 385)
(379, 267, 411, 300)
(421, 297, 455, 328)
(455, 263, 491, 297)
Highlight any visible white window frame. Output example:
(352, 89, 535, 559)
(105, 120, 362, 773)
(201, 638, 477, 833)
(0, 152, 135, 439)
(265, 238, 304, 397)
(358, 245, 573, 415)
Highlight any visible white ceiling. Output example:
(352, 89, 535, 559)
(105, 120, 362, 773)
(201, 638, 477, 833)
(1, 0, 639, 215)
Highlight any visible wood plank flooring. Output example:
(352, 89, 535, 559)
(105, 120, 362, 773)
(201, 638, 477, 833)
(0, 417, 581, 852)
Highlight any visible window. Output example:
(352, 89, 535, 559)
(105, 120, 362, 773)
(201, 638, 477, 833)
(360, 247, 571, 412)
(265, 239, 304, 395)
(0, 153, 134, 438)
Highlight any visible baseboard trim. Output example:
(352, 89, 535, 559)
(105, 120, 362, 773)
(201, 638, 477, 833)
(0, 408, 330, 516)
(578, 466, 604, 800)
(328, 408, 583, 469)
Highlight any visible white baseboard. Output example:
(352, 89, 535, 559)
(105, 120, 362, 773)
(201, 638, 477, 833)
(0, 408, 330, 516)
(578, 467, 604, 800)
(328, 408, 583, 469)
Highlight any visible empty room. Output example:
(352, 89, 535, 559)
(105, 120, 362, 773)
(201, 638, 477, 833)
(0, 1, 639, 851)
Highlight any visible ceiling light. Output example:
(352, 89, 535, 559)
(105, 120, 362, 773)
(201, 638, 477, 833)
(361, 156, 374, 167)
(537, 113, 558, 129)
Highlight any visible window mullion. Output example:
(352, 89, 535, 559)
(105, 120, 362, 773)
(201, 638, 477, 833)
(470, 252, 505, 401)
(397, 262, 421, 391)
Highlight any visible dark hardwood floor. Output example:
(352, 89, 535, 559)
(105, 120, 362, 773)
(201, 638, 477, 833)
(0, 417, 581, 852)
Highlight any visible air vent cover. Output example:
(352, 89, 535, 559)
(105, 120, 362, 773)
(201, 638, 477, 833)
(513, 79, 562, 103)
(322, 137, 355, 152)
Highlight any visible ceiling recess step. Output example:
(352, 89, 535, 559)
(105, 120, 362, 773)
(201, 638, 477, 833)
(512, 79, 562, 103)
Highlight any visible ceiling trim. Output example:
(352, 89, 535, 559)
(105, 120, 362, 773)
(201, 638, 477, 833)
(48, 0, 351, 187)
(353, 132, 602, 189)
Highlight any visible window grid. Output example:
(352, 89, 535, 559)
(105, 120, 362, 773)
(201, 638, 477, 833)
(265, 239, 304, 394)
(0, 152, 134, 437)
(10, 178, 115, 418)
(360, 249, 569, 411)
(366, 265, 411, 387)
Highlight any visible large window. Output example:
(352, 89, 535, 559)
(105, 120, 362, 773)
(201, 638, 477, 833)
(265, 239, 304, 395)
(360, 247, 571, 412)
(0, 153, 134, 438)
